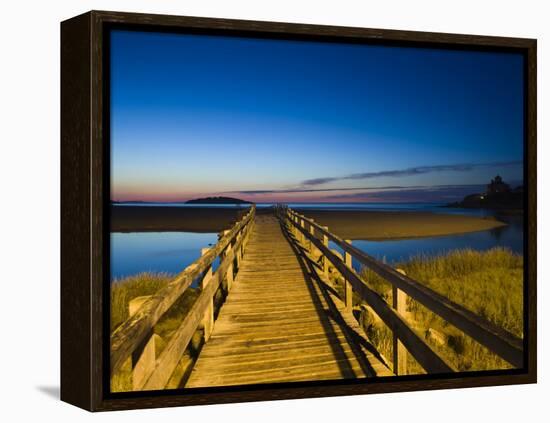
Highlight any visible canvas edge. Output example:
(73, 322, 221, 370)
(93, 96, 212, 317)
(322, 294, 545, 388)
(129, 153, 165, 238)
(60, 11, 93, 411)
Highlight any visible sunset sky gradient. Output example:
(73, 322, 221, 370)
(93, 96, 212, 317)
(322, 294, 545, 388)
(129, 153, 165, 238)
(110, 30, 524, 203)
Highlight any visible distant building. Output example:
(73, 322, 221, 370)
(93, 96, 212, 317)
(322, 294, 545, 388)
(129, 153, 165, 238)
(487, 175, 511, 194)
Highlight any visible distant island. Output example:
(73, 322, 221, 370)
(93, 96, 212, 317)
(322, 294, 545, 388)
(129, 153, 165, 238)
(185, 196, 253, 204)
(447, 175, 523, 210)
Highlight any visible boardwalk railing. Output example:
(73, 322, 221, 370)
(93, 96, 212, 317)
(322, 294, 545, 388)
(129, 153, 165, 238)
(277, 205, 523, 374)
(110, 205, 256, 390)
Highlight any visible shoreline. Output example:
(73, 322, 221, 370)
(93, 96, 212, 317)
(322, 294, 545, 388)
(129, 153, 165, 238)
(293, 209, 506, 240)
(112, 205, 506, 240)
(111, 206, 246, 233)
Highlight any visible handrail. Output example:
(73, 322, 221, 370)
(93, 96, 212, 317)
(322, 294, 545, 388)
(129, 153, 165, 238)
(110, 205, 256, 376)
(279, 205, 523, 369)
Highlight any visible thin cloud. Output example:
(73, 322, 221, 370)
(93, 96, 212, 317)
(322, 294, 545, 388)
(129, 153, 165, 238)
(224, 183, 489, 196)
(301, 160, 522, 186)
(324, 185, 487, 202)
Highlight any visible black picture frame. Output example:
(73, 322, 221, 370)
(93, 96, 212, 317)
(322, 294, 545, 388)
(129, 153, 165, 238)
(61, 10, 537, 411)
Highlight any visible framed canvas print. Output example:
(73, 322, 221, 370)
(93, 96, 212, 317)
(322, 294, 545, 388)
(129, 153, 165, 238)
(60, 10, 537, 411)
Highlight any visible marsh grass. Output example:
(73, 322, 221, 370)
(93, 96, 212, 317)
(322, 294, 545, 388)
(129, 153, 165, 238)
(359, 248, 523, 373)
(110, 272, 203, 392)
(111, 272, 171, 331)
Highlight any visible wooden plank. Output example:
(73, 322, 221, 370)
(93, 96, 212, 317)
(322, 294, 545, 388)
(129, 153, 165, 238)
(212, 321, 335, 336)
(220, 298, 319, 309)
(218, 309, 324, 321)
(191, 350, 367, 376)
(204, 328, 349, 347)
(199, 334, 352, 357)
(220, 309, 325, 321)
(187, 357, 369, 387)
(222, 293, 319, 302)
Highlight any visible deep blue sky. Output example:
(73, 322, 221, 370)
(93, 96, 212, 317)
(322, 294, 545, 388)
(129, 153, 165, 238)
(110, 30, 524, 202)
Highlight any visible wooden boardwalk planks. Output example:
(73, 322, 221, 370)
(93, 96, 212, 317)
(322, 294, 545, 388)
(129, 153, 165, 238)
(185, 214, 392, 388)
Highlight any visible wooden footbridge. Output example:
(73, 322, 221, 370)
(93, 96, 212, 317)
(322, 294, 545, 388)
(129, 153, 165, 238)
(110, 205, 524, 391)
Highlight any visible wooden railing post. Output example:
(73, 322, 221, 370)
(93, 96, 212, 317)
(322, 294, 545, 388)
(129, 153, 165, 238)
(321, 226, 329, 275)
(235, 231, 242, 269)
(392, 268, 408, 375)
(200, 247, 214, 342)
(128, 296, 158, 390)
(299, 218, 305, 244)
(240, 224, 248, 260)
(222, 230, 233, 292)
(344, 239, 353, 311)
(308, 220, 315, 254)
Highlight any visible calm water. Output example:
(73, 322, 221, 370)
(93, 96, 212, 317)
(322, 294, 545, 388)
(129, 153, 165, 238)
(330, 214, 523, 269)
(111, 231, 218, 280)
(110, 202, 524, 281)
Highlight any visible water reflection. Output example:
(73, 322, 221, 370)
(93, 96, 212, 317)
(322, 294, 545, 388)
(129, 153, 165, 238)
(331, 213, 523, 269)
(111, 232, 218, 281)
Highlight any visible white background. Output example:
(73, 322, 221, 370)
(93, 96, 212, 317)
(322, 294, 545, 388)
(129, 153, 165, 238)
(0, 0, 546, 421)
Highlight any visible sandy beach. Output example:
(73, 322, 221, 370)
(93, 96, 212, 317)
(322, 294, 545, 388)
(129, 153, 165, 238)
(294, 209, 506, 240)
(112, 205, 505, 240)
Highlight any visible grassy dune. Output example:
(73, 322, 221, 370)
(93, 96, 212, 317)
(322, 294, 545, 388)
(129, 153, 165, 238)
(359, 248, 523, 373)
(110, 271, 230, 391)
(112, 272, 172, 331)
(110, 272, 202, 392)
